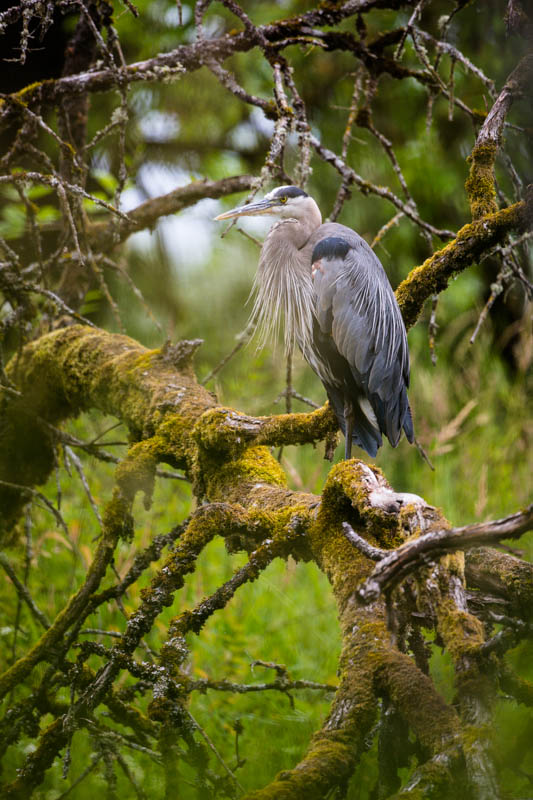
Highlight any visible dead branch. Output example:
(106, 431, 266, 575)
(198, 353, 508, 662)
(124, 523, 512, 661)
(348, 504, 533, 602)
(88, 174, 257, 251)
(0, 0, 411, 128)
(310, 134, 456, 240)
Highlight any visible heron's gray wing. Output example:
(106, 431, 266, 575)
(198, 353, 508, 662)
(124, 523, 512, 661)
(309, 315, 384, 456)
(310, 226, 413, 447)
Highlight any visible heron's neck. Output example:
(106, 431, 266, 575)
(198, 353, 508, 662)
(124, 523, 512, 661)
(250, 206, 321, 355)
(280, 198, 322, 248)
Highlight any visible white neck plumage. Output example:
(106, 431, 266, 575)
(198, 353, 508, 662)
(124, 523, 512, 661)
(250, 210, 321, 356)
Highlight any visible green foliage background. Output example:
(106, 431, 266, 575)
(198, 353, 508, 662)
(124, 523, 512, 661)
(1, 0, 532, 797)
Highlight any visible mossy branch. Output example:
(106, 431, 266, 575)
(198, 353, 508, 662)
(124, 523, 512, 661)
(465, 547, 533, 622)
(194, 404, 337, 456)
(465, 54, 533, 219)
(395, 191, 533, 329)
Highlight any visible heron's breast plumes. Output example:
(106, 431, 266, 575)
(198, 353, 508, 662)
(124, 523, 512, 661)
(250, 221, 315, 356)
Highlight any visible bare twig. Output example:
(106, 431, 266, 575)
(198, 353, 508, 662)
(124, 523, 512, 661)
(0, 478, 69, 534)
(188, 675, 337, 695)
(63, 446, 104, 528)
(428, 294, 439, 365)
(310, 135, 455, 240)
(90, 174, 256, 251)
(0, 551, 51, 630)
(186, 709, 246, 793)
(394, 1, 428, 60)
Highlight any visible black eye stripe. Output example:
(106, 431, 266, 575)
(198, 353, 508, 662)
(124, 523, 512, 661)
(273, 186, 308, 199)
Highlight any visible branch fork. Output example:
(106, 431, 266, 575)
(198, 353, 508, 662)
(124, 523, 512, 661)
(344, 504, 533, 603)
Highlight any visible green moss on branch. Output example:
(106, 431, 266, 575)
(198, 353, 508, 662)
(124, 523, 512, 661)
(465, 142, 499, 219)
(194, 404, 337, 457)
(396, 192, 533, 330)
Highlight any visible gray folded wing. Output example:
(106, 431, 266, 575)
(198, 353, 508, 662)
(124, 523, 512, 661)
(309, 223, 413, 448)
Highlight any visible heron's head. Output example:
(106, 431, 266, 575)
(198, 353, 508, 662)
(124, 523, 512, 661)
(215, 185, 318, 222)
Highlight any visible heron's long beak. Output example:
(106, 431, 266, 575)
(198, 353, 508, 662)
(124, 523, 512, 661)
(214, 198, 276, 220)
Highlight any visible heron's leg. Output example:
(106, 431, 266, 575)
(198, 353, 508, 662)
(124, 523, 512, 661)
(344, 401, 354, 460)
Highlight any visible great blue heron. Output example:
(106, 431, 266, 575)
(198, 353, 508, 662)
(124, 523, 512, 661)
(216, 185, 414, 459)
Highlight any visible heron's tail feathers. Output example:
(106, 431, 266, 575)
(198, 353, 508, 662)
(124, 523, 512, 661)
(402, 403, 414, 443)
(352, 421, 381, 458)
(370, 385, 414, 449)
(327, 385, 413, 458)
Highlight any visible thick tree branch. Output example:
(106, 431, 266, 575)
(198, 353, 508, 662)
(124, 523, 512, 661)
(195, 404, 337, 455)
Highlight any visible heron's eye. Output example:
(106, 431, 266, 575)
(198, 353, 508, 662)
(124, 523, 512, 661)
(280, 196, 287, 204)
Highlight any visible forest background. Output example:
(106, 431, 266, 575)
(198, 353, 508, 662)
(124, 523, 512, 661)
(0, 0, 532, 798)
